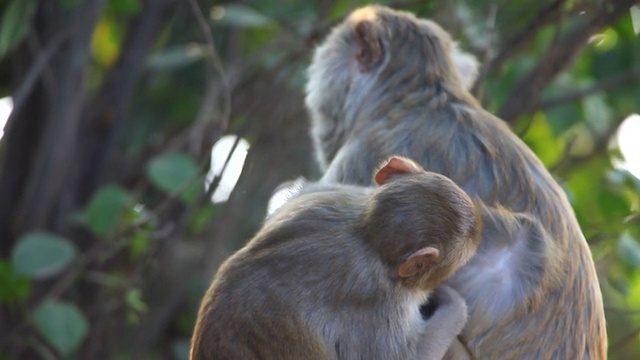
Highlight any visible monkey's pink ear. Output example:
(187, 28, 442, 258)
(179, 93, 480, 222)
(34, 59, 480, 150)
(398, 247, 439, 278)
(354, 21, 381, 72)
(375, 156, 422, 185)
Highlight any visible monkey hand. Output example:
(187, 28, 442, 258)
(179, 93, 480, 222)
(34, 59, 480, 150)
(416, 285, 469, 357)
(429, 285, 468, 336)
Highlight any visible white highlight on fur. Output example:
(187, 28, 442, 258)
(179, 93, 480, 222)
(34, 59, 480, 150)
(267, 177, 306, 215)
(348, 7, 378, 25)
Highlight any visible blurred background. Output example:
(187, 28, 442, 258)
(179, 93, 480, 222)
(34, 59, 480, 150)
(0, 0, 639, 358)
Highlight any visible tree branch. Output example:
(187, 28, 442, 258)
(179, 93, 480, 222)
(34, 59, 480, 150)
(473, 0, 567, 93)
(537, 66, 640, 111)
(77, 0, 178, 205)
(4, 30, 68, 134)
(498, 0, 640, 124)
(16, 0, 106, 232)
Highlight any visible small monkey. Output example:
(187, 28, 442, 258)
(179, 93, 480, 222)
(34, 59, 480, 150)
(305, 5, 607, 359)
(191, 157, 481, 360)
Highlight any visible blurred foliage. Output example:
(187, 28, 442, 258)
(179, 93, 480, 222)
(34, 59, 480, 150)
(0, 0, 37, 58)
(11, 233, 77, 279)
(32, 300, 89, 357)
(0, 0, 639, 358)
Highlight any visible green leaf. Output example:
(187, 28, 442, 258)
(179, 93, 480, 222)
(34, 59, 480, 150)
(33, 300, 89, 357)
(171, 339, 191, 360)
(147, 44, 206, 71)
(0, 0, 37, 59)
(618, 232, 640, 269)
(183, 182, 202, 205)
(521, 112, 563, 166)
(562, 123, 594, 158)
(213, 4, 274, 28)
(60, 0, 80, 9)
(128, 232, 150, 260)
(589, 28, 618, 52)
(85, 185, 133, 237)
(125, 288, 148, 313)
(608, 273, 629, 296)
(91, 17, 122, 68)
(11, 232, 76, 279)
(147, 152, 199, 203)
(327, 0, 354, 22)
(625, 270, 640, 310)
(0, 259, 31, 305)
(582, 94, 612, 137)
(107, 0, 141, 15)
(597, 188, 630, 222)
(190, 204, 220, 234)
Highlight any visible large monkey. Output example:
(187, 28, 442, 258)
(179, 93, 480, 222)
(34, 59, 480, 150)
(191, 157, 480, 360)
(305, 5, 607, 359)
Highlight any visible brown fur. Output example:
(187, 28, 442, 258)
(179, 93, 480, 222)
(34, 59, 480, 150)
(305, 5, 607, 359)
(191, 158, 481, 360)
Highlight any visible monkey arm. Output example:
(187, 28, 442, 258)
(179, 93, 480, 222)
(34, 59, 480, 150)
(417, 285, 468, 359)
(447, 200, 555, 324)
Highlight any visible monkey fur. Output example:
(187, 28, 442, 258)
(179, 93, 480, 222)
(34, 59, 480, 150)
(191, 157, 481, 360)
(305, 5, 607, 359)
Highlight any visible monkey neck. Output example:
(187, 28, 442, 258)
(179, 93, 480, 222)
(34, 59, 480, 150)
(347, 75, 476, 133)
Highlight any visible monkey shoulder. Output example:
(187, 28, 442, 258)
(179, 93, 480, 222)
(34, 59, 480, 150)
(446, 206, 552, 318)
(216, 194, 390, 309)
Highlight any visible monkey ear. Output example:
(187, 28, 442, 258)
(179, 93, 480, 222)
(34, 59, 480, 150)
(398, 247, 440, 278)
(353, 21, 382, 72)
(374, 156, 422, 185)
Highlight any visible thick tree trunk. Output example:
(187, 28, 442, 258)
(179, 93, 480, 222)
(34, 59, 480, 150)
(0, 1, 178, 357)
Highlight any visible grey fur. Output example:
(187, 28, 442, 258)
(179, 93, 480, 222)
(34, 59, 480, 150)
(305, 5, 606, 359)
(191, 167, 480, 360)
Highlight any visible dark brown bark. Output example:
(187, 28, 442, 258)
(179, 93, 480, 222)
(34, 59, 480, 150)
(15, 0, 106, 234)
(77, 0, 178, 207)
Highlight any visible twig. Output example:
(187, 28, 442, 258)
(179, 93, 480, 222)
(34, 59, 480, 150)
(537, 66, 640, 110)
(473, 0, 567, 93)
(515, 114, 536, 139)
(205, 135, 241, 202)
(605, 306, 640, 315)
(609, 327, 640, 353)
(498, 0, 638, 124)
(474, 4, 498, 103)
(555, 125, 618, 178)
(85, 0, 178, 194)
(3, 29, 68, 136)
(0, 238, 112, 349)
(548, 135, 577, 173)
(47, 241, 113, 300)
(188, 0, 231, 133)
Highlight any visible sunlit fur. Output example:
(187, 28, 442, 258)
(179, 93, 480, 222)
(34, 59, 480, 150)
(305, 5, 607, 359)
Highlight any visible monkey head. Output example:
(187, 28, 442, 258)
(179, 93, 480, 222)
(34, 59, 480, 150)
(364, 156, 481, 290)
(306, 5, 478, 169)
